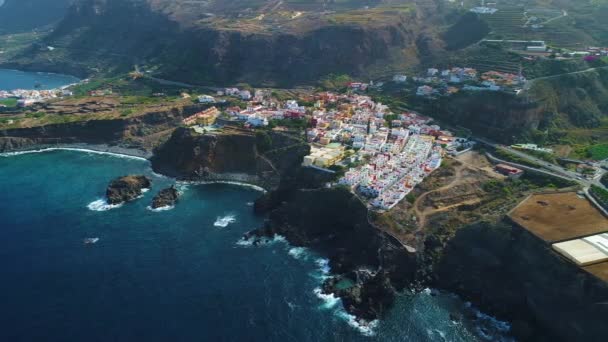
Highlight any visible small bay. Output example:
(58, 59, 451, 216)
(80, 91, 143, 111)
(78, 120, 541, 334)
(0, 69, 79, 91)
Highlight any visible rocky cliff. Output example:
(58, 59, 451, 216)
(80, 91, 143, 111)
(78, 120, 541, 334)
(435, 221, 608, 341)
(151, 127, 309, 190)
(414, 91, 543, 144)
(0, 105, 204, 153)
(12, 0, 444, 86)
(246, 187, 418, 322)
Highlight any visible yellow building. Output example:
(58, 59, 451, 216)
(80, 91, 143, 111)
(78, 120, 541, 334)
(302, 145, 345, 168)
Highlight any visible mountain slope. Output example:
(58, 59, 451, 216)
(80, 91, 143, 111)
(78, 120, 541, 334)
(12, 0, 446, 86)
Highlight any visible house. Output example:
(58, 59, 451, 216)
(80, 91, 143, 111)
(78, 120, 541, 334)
(198, 95, 216, 103)
(393, 75, 407, 83)
(416, 85, 435, 97)
(495, 164, 524, 179)
(348, 82, 368, 91)
(285, 100, 299, 110)
(225, 88, 240, 96)
(239, 90, 252, 100)
(246, 114, 268, 127)
(17, 98, 39, 107)
(427, 68, 439, 77)
(183, 107, 220, 126)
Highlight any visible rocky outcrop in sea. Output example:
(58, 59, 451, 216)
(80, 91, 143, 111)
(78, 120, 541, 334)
(106, 175, 151, 204)
(151, 186, 179, 209)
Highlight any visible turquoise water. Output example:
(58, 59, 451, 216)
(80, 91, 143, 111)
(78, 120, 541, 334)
(0, 150, 512, 341)
(0, 69, 79, 90)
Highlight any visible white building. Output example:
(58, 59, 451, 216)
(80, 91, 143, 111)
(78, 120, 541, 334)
(198, 95, 216, 103)
(393, 75, 407, 83)
(247, 114, 268, 127)
(239, 90, 252, 100)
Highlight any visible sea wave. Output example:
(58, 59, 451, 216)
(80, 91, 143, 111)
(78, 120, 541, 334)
(337, 311, 379, 337)
(146, 205, 175, 212)
(178, 180, 266, 193)
(313, 287, 340, 309)
(214, 214, 237, 228)
(0, 147, 148, 161)
(87, 199, 122, 211)
(315, 258, 331, 275)
(288, 247, 309, 260)
(235, 234, 287, 247)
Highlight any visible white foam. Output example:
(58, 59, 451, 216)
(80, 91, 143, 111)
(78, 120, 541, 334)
(141, 188, 150, 193)
(474, 308, 511, 333)
(146, 205, 175, 212)
(0, 147, 148, 161)
(315, 258, 331, 275)
(236, 236, 255, 247)
(336, 310, 379, 337)
(268, 235, 287, 244)
(214, 214, 237, 228)
(313, 287, 340, 309)
(179, 180, 267, 193)
(288, 247, 309, 260)
(87, 199, 122, 211)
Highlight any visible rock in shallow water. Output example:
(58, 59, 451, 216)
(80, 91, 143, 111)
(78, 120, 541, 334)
(106, 175, 151, 205)
(151, 186, 179, 209)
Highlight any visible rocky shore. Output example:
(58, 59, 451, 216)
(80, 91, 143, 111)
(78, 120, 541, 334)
(7, 121, 607, 340)
(243, 187, 418, 324)
(151, 186, 179, 209)
(106, 175, 151, 205)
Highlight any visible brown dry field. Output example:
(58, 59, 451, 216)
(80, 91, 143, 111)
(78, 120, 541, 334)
(509, 192, 608, 243)
(584, 262, 608, 282)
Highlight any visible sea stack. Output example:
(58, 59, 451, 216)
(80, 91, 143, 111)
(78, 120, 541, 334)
(106, 175, 151, 205)
(151, 186, 179, 209)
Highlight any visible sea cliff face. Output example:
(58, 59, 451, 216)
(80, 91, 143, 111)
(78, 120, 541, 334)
(151, 127, 309, 190)
(247, 186, 418, 322)
(0, 105, 205, 152)
(435, 221, 608, 341)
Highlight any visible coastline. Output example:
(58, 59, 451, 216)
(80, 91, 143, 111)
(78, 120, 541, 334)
(0, 143, 152, 160)
(0, 68, 81, 91)
(1, 143, 270, 192)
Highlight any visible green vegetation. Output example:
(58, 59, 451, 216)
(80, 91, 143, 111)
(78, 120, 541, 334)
(590, 185, 608, 209)
(319, 74, 353, 91)
(442, 13, 490, 50)
(494, 149, 542, 168)
(513, 148, 556, 164)
(586, 144, 608, 160)
(71, 75, 191, 99)
(267, 118, 309, 131)
(325, 4, 413, 26)
(0, 98, 18, 108)
(483, 173, 575, 197)
(25, 111, 45, 119)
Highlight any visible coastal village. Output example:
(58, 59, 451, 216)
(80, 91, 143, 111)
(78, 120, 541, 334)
(179, 87, 474, 211)
(399, 67, 528, 97)
(0, 87, 74, 107)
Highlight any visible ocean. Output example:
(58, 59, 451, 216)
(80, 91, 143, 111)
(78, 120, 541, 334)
(0, 69, 79, 91)
(0, 150, 513, 341)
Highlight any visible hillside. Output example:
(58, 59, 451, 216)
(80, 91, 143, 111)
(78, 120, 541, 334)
(6, 0, 448, 86)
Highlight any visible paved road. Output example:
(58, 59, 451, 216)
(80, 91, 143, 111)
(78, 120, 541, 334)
(475, 137, 606, 189)
(524, 66, 608, 91)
